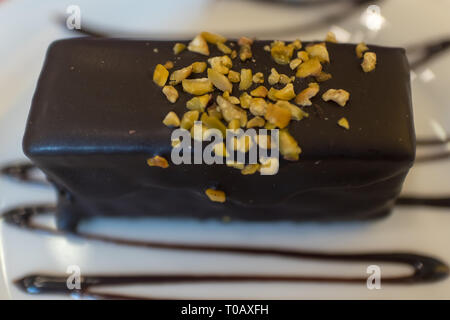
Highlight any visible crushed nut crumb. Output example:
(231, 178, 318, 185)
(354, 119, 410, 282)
(295, 82, 320, 106)
(188, 34, 210, 56)
(182, 78, 214, 95)
(208, 68, 233, 92)
(306, 43, 330, 63)
(239, 92, 252, 109)
(205, 188, 226, 203)
(228, 70, 241, 83)
(217, 42, 232, 54)
(147, 155, 169, 168)
(315, 71, 332, 82)
(201, 31, 227, 44)
(249, 98, 268, 116)
(325, 31, 337, 43)
(208, 55, 233, 74)
(289, 58, 302, 70)
(247, 116, 265, 128)
(268, 83, 296, 101)
(252, 72, 264, 84)
(271, 41, 294, 64)
(153, 64, 169, 87)
(322, 89, 350, 106)
(162, 85, 179, 103)
(265, 103, 292, 128)
(191, 61, 207, 73)
(275, 100, 309, 121)
(338, 117, 350, 130)
(239, 69, 253, 90)
(180, 110, 200, 130)
(169, 65, 193, 85)
(241, 163, 260, 175)
(268, 68, 280, 85)
(361, 52, 376, 72)
(163, 61, 174, 69)
(173, 43, 186, 55)
(296, 58, 322, 78)
(250, 86, 268, 98)
(279, 129, 301, 161)
(186, 94, 211, 112)
(162, 111, 180, 127)
(356, 42, 369, 59)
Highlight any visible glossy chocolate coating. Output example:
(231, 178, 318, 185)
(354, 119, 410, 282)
(23, 38, 415, 230)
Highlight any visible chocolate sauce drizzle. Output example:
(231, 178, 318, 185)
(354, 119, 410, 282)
(2, 204, 449, 299)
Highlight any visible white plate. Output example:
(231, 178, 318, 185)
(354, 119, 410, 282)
(1, 0, 450, 299)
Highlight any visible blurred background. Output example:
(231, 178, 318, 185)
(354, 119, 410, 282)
(0, 0, 449, 299)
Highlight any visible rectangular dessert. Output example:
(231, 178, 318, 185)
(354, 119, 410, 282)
(23, 35, 415, 230)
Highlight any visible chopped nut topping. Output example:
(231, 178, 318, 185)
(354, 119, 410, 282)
(162, 111, 180, 127)
(217, 42, 232, 54)
(180, 110, 200, 130)
(250, 86, 268, 98)
(230, 50, 237, 59)
(322, 89, 350, 106)
(213, 142, 228, 157)
(252, 72, 264, 84)
(207, 104, 222, 119)
(268, 68, 280, 85)
(259, 157, 279, 175)
(241, 163, 260, 175)
(162, 85, 179, 103)
(163, 61, 174, 69)
(257, 134, 272, 149)
(289, 58, 302, 70)
(249, 98, 268, 116)
(217, 95, 247, 127)
(147, 155, 169, 168)
(186, 94, 211, 112)
(203, 114, 227, 136)
(238, 37, 253, 61)
(275, 100, 309, 121)
(361, 52, 376, 72)
(279, 129, 301, 161)
(169, 65, 193, 85)
(191, 61, 207, 73)
(190, 122, 208, 141)
(223, 91, 240, 104)
(291, 39, 302, 50)
(205, 188, 226, 203)
(297, 51, 309, 61)
(268, 83, 296, 101)
(306, 43, 330, 63)
(338, 117, 350, 130)
(239, 69, 253, 90)
(279, 74, 293, 84)
(295, 82, 320, 106)
(188, 34, 210, 56)
(208, 68, 233, 92)
(296, 58, 322, 78)
(153, 64, 169, 87)
(182, 78, 214, 95)
(265, 103, 292, 128)
(264, 122, 277, 130)
(247, 116, 265, 128)
(228, 119, 241, 130)
(239, 92, 252, 109)
(173, 43, 186, 55)
(201, 31, 227, 44)
(356, 42, 369, 59)
(325, 31, 337, 43)
(271, 41, 294, 64)
(208, 55, 233, 74)
(228, 70, 241, 83)
(315, 71, 332, 82)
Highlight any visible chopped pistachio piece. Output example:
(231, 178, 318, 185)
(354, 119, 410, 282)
(153, 64, 169, 87)
(249, 98, 268, 116)
(279, 129, 301, 161)
(268, 83, 296, 101)
(315, 71, 332, 82)
(325, 31, 337, 43)
(289, 58, 302, 70)
(295, 82, 320, 106)
(356, 42, 369, 59)
(268, 68, 280, 85)
(208, 68, 233, 92)
(271, 41, 294, 64)
(297, 50, 309, 61)
(191, 61, 207, 73)
(275, 100, 308, 121)
(338, 117, 350, 130)
(361, 52, 376, 72)
(250, 86, 268, 98)
(162, 111, 180, 127)
(169, 65, 192, 85)
(247, 116, 265, 128)
(186, 94, 211, 112)
(217, 42, 232, 54)
(239, 68, 253, 91)
(252, 72, 264, 84)
(228, 70, 241, 83)
(217, 95, 247, 127)
(182, 78, 214, 95)
(208, 55, 233, 74)
(241, 163, 260, 175)
(296, 58, 322, 78)
(188, 34, 209, 56)
(265, 103, 292, 129)
(147, 155, 169, 168)
(205, 188, 226, 203)
(306, 43, 330, 63)
(239, 92, 252, 109)
(162, 85, 179, 103)
(173, 43, 186, 55)
(180, 110, 200, 130)
(201, 31, 227, 44)
(322, 89, 350, 106)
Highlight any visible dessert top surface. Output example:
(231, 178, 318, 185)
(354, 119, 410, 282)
(24, 37, 414, 162)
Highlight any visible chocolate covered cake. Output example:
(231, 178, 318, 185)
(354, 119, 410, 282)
(23, 33, 415, 231)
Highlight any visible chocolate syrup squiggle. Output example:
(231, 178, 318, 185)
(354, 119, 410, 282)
(2, 204, 449, 299)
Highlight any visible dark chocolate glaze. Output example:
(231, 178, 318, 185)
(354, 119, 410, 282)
(2, 204, 448, 299)
(22, 38, 415, 231)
